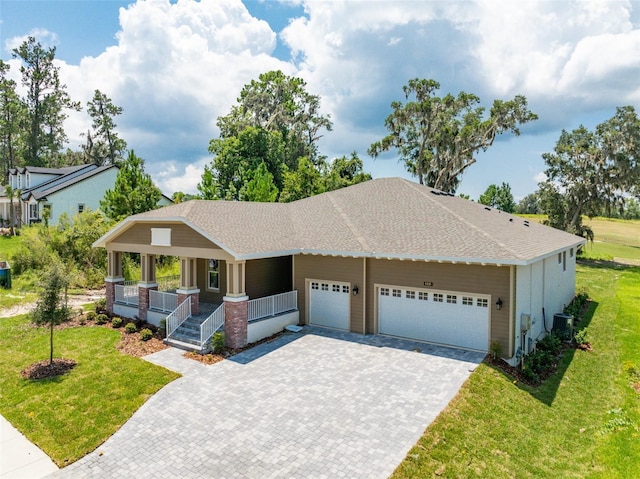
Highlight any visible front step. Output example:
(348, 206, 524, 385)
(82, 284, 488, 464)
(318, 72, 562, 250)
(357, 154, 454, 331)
(165, 315, 217, 353)
(164, 337, 209, 353)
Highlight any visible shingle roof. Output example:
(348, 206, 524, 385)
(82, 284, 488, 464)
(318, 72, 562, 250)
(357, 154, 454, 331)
(21, 165, 117, 200)
(98, 177, 585, 265)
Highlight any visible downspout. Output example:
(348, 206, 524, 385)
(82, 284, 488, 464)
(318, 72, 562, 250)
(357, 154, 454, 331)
(362, 257, 366, 335)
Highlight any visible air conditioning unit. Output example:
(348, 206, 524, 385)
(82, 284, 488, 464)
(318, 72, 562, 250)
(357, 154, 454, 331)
(553, 313, 574, 337)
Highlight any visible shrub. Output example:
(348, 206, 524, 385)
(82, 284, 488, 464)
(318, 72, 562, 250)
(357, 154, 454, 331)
(86, 311, 97, 321)
(95, 314, 108, 325)
(124, 322, 137, 334)
(536, 332, 563, 355)
(140, 328, 153, 341)
(210, 331, 225, 353)
(158, 318, 167, 339)
(574, 327, 589, 345)
(94, 298, 107, 313)
(489, 340, 503, 359)
(78, 317, 86, 325)
(111, 317, 124, 328)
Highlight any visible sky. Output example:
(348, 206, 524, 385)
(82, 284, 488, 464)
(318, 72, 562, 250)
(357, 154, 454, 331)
(1, 0, 639, 201)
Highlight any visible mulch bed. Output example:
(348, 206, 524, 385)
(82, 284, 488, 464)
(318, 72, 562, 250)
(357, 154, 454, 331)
(183, 330, 289, 365)
(21, 358, 77, 380)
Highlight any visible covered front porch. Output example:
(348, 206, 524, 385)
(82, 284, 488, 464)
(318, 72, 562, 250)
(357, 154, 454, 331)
(104, 250, 299, 352)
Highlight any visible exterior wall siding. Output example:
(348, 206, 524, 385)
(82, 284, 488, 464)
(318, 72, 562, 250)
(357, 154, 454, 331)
(197, 258, 227, 304)
(366, 258, 512, 355)
(113, 222, 220, 249)
(245, 256, 293, 299)
(294, 254, 365, 333)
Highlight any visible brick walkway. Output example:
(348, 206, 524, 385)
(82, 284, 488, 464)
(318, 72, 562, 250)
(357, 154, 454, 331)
(48, 327, 484, 479)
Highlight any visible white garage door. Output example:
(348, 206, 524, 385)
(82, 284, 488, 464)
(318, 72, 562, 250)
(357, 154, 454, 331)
(308, 280, 351, 330)
(378, 286, 489, 351)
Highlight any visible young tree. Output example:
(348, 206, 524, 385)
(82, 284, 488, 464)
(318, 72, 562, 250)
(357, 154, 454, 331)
(541, 106, 640, 235)
(100, 150, 162, 221)
(12, 37, 81, 167)
(0, 60, 26, 171)
(368, 79, 537, 193)
(31, 260, 70, 366)
(478, 182, 516, 213)
(84, 89, 127, 165)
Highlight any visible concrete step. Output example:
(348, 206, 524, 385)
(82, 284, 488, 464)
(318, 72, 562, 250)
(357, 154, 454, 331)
(164, 337, 208, 353)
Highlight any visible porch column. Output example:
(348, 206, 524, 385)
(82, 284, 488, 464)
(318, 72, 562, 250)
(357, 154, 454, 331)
(105, 251, 124, 315)
(176, 257, 200, 315)
(224, 260, 247, 349)
(138, 254, 157, 321)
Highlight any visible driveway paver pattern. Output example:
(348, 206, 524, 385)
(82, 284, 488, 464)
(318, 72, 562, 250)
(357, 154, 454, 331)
(48, 327, 484, 479)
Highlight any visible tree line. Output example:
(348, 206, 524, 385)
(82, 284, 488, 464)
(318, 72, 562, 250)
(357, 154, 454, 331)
(3, 38, 639, 237)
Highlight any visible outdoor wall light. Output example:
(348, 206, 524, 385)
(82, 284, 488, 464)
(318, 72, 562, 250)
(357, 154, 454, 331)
(352, 285, 359, 296)
(496, 297, 503, 310)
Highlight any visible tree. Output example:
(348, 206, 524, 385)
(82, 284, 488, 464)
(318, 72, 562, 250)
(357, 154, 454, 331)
(12, 37, 81, 167)
(279, 157, 324, 203)
(84, 89, 127, 165)
(171, 191, 198, 203)
(240, 161, 278, 202)
(541, 106, 640, 235)
(31, 260, 70, 365)
(100, 150, 162, 221)
(516, 192, 541, 214)
(216, 70, 332, 168)
(0, 60, 26, 171)
(322, 152, 372, 192)
(368, 79, 537, 193)
(478, 182, 516, 213)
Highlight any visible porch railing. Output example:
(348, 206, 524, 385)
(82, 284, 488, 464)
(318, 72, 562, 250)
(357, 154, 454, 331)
(248, 291, 298, 322)
(200, 303, 225, 347)
(149, 290, 178, 312)
(115, 284, 139, 306)
(166, 298, 191, 339)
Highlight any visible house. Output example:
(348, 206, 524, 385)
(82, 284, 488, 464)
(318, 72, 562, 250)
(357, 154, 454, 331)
(1, 164, 172, 226)
(93, 177, 585, 364)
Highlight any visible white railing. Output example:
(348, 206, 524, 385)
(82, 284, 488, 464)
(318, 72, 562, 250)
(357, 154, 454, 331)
(123, 279, 137, 287)
(115, 284, 139, 306)
(149, 290, 178, 312)
(248, 291, 298, 322)
(166, 298, 192, 338)
(200, 303, 225, 348)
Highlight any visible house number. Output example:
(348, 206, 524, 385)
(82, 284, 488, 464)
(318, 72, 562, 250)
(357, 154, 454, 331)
(423, 281, 433, 287)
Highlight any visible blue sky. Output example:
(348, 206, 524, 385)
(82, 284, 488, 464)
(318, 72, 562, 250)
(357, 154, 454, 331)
(2, 0, 639, 200)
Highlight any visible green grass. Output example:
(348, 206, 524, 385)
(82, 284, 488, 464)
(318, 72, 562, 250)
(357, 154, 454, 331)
(0, 316, 179, 466)
(580, 241, 640, 262)
(0, 235, 39, 308)
(392, 262, 640, 478)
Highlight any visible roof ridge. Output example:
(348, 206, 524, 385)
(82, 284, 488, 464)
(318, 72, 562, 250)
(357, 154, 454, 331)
(326, 190, 371, 251)
(403, 180, 526, 261)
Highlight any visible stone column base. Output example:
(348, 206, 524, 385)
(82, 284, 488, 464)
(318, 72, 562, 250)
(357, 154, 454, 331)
(224, 296, 248, 349)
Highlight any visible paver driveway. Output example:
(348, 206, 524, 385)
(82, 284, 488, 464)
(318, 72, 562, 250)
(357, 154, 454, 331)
(49, 327, 484, 479)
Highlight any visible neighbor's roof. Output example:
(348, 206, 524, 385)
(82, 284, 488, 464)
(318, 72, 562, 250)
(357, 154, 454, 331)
(94, 177, 585, 266)
(21, 164, 117, 201)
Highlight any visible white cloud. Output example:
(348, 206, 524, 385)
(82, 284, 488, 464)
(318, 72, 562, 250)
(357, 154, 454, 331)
(4, 28, 59, 52)
(533, 171, 547, 184)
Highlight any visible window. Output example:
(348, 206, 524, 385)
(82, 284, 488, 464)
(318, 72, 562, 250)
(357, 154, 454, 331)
(406, 290, 415, 299)
(563, 251, 567, 272)
(332, 284, 340, 292)
(78, 203, 85, 214)
(342, 285, 350, 294)
(477, 298, 488, 308)
(433, 293, 443, 302)
(446, 294, 457, 304)
(392, 289, 402, 298)
(380, 288, 389, 296)
(558, 253, 562, 264)
(321, 283, 328, 291)
(570, 248, 574, 258)
(418, 291, 428, 301)
(207, 259, 220, 290)
(29, 204, 38, 220)
(311, 282, 319, 290)
(462, 296, 473, 306)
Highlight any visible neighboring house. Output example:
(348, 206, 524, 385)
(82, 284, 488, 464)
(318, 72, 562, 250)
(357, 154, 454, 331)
(1, 165, 172, 226)
(93, 177, 585, 365)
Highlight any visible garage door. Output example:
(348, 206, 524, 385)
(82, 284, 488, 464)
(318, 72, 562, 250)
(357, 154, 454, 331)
(378, 286, 489, 351)
(308, 280, 350, 330)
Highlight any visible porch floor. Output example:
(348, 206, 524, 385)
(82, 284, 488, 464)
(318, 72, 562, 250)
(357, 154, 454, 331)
(191, 302, 221, 321)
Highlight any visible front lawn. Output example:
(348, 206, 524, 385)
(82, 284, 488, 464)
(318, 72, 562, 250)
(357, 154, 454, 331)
(392, 261, 640, 478)
(0, 314, 179, 466)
